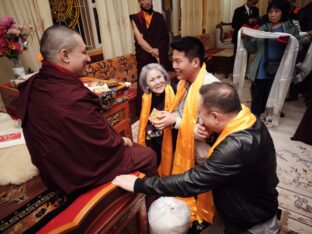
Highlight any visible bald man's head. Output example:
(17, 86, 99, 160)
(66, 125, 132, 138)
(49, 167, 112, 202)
(40, 25, 91, 76)
(40, 25, 80, 63)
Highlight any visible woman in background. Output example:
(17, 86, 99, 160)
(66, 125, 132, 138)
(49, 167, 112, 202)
(243, 0, 300, 117)
(137, 63, 175, 176)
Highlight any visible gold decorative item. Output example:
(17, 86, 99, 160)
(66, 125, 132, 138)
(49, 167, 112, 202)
(49, 0, 80, 28)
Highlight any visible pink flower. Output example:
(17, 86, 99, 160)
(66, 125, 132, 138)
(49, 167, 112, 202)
(0, 29, 6, 36)
(0, 16, 33, 60)
(21, 34, 28, 41)
(0, 16, 14, 30)
(0, 37, 7, 47)
(7, 27, 21, 35)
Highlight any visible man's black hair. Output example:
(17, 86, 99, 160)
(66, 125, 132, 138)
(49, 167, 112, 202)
(171, 36, 205, 66)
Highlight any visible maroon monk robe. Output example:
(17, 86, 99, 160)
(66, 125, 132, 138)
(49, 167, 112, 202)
(130, 11, 170, 114)
(17, 62, 157, 194)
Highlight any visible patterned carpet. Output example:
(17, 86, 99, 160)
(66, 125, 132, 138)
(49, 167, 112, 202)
(268, 100, 312, 233)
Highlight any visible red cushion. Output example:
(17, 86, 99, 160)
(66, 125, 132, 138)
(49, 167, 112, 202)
(224, 30, 233, 39)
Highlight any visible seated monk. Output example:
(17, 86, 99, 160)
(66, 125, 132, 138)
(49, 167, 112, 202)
(17, 25, 157, 195)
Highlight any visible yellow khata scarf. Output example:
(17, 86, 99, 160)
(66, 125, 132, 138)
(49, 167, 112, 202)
(196, 104, 256, 223)
(157, 78, 189, 175)
(137, 84, 175, 176)
(171, 64, 206, 222)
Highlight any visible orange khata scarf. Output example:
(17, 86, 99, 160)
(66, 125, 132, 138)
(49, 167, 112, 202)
(140, 11, 153, 28)
(170, 64, 206, 223)
(196, 104, 256, 223)
(137, 84, 175, 176)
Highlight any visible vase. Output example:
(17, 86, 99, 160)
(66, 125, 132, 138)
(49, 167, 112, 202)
(11, 58, 26, 78)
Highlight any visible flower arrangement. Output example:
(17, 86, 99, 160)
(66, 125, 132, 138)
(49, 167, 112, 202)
(0, 16, 33, 60)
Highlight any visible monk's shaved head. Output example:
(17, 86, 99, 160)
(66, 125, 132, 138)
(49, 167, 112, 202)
(40, 25, 81, 63)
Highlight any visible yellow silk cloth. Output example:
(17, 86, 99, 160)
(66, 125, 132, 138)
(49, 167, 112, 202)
(137, 84, 175, 176)
(196, 104, 256, 223)
(171, 64, 207, 222)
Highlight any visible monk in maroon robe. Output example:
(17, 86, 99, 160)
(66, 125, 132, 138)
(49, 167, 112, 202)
(130, 0, 170, 114)
(17, 25, 157, 194)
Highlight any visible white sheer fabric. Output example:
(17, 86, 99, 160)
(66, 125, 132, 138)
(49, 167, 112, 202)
(95, 0, 139, 59)
(233, 27, 299, 127)
(0, 0, 52, 80)
(180, 0, 203, 37)
(128, 0, 140, 15)
(172, 0, 180, 36)
(203, 0, 221, 46)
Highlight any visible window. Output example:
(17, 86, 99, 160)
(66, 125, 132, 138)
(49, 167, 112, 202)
(49, 0, 101, 50)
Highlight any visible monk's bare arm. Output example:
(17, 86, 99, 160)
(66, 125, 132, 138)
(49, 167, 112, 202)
(131, 20, 159, 59)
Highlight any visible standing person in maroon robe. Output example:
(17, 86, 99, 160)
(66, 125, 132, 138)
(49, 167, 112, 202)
(17, 25, 157, 195)
(130, 0, 170, 115)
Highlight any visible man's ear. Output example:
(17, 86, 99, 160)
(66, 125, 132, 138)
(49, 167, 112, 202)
(211, 111, 223, 126)
(211, 111, 218, 121)
(59, 49, 70, 63)
(191, 57, 201, 68)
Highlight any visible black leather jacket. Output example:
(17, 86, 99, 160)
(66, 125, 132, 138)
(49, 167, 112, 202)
(135, 119, 279, 231)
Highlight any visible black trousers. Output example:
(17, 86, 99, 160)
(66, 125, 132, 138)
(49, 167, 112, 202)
(251, 79, 274, 117)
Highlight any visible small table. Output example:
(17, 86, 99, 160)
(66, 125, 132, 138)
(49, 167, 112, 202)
(0, 82, 132, 140)
(103, 100, 133, 140)
(207, 48, 234, 78)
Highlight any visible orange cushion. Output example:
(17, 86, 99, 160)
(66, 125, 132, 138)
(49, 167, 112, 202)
(84, 54, 137, 83)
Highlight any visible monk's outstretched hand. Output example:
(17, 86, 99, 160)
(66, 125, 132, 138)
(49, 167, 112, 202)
(112, 175, 138, 192)
(122, 137, 133, 147)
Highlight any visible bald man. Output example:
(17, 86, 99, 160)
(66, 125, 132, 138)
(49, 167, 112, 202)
(17, 25, 157, 194)
(114, 82, 279, 234)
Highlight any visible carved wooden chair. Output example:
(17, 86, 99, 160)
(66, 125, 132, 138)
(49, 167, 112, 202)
(216, 22, 234, 49)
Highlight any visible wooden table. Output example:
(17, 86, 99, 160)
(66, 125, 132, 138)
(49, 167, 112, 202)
(0, 82, 19, 117)
(103, 100, 132, 140)
(206, 48, 234, 78)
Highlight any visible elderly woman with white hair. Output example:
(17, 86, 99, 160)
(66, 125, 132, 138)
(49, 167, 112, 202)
(137, 63, 176, 176)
